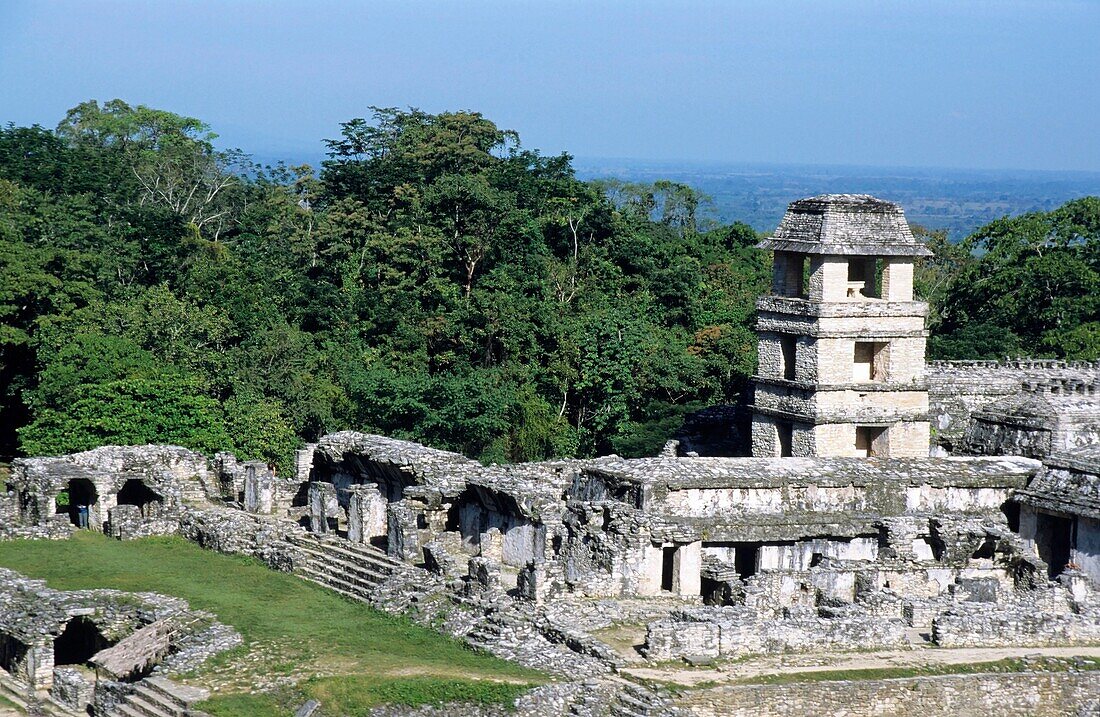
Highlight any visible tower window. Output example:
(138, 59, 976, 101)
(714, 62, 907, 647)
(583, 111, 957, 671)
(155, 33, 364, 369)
(853, 342, 887, 382)
(846, 258, 882, 299)
(775, 252, 810, 298)
(780, 336, 797, 380)
(777, 421, 793, 457)
(855, 426, 887, 457)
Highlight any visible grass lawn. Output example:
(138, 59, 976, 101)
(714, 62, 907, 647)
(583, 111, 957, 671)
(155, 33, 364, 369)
(0, 693, 22, 714)
(0, 532, 542, 716)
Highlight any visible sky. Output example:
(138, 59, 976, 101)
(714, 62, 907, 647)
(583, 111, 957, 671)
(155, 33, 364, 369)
(1, 1, 1099, 172)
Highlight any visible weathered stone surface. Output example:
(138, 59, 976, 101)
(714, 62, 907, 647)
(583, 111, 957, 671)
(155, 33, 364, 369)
(677, 670, 1100, 717)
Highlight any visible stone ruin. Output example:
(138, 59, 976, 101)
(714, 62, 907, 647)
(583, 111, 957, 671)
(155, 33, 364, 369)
(3, 194, 1100, 716)
(0, 567, 238, 715)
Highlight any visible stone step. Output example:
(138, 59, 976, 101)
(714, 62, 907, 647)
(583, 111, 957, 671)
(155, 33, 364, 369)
(297, 548, 390, 584)
(144, 676, 210, 709)
(121, 693, 176, 717)
(130, 684, 185, 716)
(299, 561, 384, 595)
(288, 533, 394, 569)
(287, 534, 401, 572)
(299, 571, 373, 603)
(115, 704, 151, 717)
(615, 695, 656, 713)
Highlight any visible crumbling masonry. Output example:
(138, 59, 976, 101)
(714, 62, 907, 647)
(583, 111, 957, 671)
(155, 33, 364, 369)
(3, 194, 1100, 716)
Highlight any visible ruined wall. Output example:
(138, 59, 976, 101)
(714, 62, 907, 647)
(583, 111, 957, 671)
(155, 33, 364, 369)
(676, 671, 1100, 717)
(928, 360, 1100, 451)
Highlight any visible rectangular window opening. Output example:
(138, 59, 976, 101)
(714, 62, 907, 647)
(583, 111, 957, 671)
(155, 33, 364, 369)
(853, 341, 888, 382)
(846, 258, 882, 299)
(734, 543, 760, 580)
(855, 426, 887, 457)
(661, 546, 676, 591)
(777, 421, 793, 457)
(780, 336, 797, 380)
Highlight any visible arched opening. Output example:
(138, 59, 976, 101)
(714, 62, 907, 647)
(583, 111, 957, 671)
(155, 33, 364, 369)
(53, 617, 111, 666)
(61, 478, 97, 528)
(116, 479, 162, 517)
(0, 632, 29, 676)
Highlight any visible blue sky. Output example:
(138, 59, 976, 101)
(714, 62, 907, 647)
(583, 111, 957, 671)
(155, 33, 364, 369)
(1, 1, 1098, 171)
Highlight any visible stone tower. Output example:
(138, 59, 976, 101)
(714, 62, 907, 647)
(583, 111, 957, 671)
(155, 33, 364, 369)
(750, 194, 932, 458)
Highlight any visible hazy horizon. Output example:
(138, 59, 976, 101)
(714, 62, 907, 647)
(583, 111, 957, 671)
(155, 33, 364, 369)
(3, 1, 1099, 173)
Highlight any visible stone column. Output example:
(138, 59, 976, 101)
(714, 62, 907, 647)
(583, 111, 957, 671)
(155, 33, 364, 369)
(479, 526, 504, 564)
(295, 444, 317, 483)
(347, 484, 387, 544)
(674, 541, 702, 596)
(107, 504, 142, 540)
(638, 543, 665, 596)
(387, 500, 421, 562)
(27, 642, 54, 689)
(308, 482, 338, 534)
(243, 462, 274, 514)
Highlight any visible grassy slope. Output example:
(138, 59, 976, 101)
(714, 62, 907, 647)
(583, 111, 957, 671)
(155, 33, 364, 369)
(0, 533, 540, 715)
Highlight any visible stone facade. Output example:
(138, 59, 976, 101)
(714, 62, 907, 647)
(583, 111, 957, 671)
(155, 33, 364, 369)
(752, 195, 932, 458)
(676, 670, 1100, 717)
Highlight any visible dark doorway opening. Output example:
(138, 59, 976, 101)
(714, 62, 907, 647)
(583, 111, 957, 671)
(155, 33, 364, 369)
(117, 479, 162, 517)
(1001, 501, 1021, 533)
(661, 547, 676, 592)
(61, 478, 97, 527)
(0, 633, 28, 675)
(1036, 513, 1075, 579)
(855, 426, 887, 457)
(53, 617, 111, 666)
(735, 543, 761, 579)
(972, 537, 997, 561)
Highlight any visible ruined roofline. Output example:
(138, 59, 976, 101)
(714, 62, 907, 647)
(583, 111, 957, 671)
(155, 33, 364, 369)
(583, 455, 1040, 490)
(10, 443, 206, 470)
(313, 431, 477, 467)
(928, 359, 1100, 371)
(1043, 445, 1100, 475)
(757, 193, 933, 257)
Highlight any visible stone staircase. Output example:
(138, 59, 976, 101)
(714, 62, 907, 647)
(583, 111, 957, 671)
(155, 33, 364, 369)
(113, 676, 209, 717)
(281, 533, 406, 605)
(608, 680, 675, 717)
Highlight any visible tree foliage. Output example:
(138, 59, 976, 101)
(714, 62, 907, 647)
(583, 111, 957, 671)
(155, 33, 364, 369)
(928, 198, 1100, 359)
(0, 102, 769, 466)
(5, 100, 1094, 466)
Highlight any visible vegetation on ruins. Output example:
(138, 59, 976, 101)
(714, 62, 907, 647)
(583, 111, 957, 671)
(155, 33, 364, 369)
(0, 531, 540, 714)
(1, 100, 1098, 469)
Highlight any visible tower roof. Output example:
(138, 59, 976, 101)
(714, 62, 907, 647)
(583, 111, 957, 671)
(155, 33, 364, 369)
(758, 194, 932, 256)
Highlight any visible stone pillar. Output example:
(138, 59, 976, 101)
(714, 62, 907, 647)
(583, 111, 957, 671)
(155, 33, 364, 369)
(295, 444, 317, 483)
(107, 504, 142, 540)
(674, 541, 702, 596)
(92, 481, 113, 532)
(638, 544, 665, 596)
(27, 642, 54, 689)
(479, 526, 504, 564)
(243, 462, 274, 514)
(387, 501, 421, 562)
(465, 557, 501, 597)
(347, 484, 387, 544)
(308, 482, 338, 534)
(517, 561, 557, 603)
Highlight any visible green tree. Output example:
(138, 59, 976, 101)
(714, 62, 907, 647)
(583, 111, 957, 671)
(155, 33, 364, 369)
(19, 377, 231, 457)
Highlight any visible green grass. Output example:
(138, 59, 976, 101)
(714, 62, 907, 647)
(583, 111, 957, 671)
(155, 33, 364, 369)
(0, 693, 23, 713)
(0, 533, 542, 715)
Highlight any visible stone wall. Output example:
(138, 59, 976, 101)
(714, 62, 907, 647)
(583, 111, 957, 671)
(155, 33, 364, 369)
(676, 670, 1100, 717)
(928, 360, 1100, 452)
